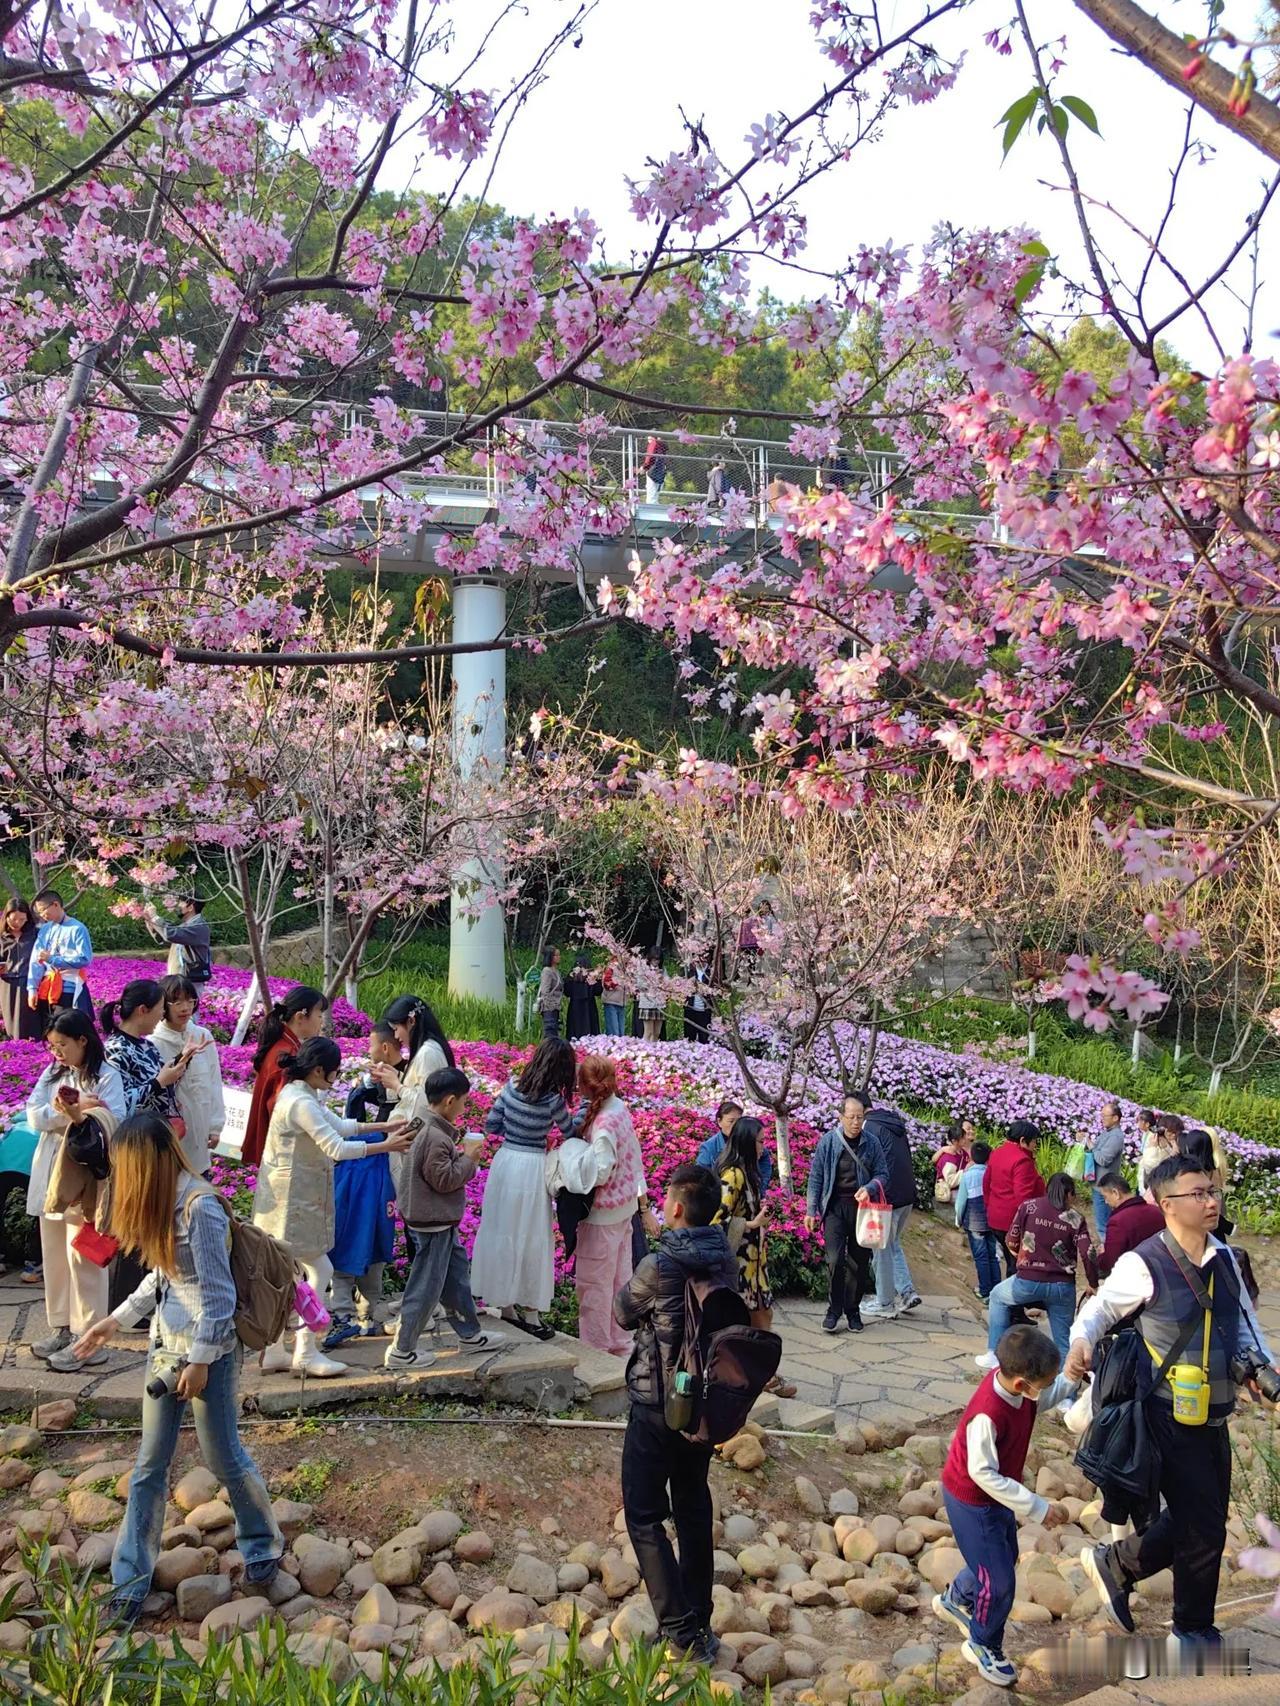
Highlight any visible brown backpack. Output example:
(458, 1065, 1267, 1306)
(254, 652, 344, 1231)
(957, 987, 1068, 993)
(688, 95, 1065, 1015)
(185, 1187, 299, 1351)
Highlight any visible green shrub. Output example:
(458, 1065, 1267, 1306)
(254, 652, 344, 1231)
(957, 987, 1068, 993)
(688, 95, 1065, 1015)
(5, 1556, 727, 1704)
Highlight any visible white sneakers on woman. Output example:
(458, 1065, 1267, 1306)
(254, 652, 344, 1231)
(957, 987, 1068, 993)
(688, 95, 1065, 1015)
(290, 1328, 347, 1379)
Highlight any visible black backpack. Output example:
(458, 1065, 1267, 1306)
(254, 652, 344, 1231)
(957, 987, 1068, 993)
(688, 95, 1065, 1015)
(674, 1276, 782, 1445)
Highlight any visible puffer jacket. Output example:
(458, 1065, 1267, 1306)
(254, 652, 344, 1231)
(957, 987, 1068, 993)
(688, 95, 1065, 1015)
(614, 1224, 738, 1408)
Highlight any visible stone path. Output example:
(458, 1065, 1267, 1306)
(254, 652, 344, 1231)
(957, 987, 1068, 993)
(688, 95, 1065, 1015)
(1063, 1615, 1280, 1703)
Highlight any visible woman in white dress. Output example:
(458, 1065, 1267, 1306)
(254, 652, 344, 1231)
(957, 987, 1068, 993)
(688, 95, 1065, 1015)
(253, 1038, 410, 1378)
(471, 1038, 577, 1339)
(26, 1010, 126, 1369)
(152, 975, 225, 1177)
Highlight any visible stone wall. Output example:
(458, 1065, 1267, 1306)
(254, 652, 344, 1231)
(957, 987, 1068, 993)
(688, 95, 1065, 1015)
(911, 924, 1008, 1001)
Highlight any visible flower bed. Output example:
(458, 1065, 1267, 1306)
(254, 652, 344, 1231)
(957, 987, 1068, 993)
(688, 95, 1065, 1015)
(3, 960, 1277, 1308)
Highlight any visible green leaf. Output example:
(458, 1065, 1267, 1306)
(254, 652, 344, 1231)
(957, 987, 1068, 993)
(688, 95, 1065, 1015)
(1021, 239, 1050, 258)
(1060, 94, 1101, 134)
(998, 88, 1039, 158)
(1012, 262, 1045, 308)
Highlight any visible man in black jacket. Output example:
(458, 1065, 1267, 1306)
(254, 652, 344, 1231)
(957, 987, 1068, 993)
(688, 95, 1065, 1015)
(614, 1163, 737, 1663)
(855, 1106, 923, 1318)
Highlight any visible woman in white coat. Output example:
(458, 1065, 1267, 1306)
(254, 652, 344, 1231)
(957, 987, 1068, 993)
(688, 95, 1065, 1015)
(152, 975, 225, 1177)
(26, 1010, 126, 1370)
(253, 1038, 409, 1378)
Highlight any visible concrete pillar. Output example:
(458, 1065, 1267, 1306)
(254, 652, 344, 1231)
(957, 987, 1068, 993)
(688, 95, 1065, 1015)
(448, 575, 507, 1005)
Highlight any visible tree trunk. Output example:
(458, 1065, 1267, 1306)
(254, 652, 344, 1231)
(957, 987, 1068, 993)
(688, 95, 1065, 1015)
(773, 1109, 794, 1193)
(1208, 1064, 1224, 1096)
(230, 855, 273, 1047)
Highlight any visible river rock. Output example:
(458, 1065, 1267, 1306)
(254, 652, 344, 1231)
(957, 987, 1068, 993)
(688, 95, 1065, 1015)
(556, 1561, 589, 1594)
(0, 1462, 32, 1493)
(371, 1539, 422, 1588)
(903, 1435, 945, 1470)
(413, 1511, 463, 1552)
(187, 1499, 234, 1533)
(173, 1468, 220, 1513)
(740, 1638, 788, 1685)
(827, 1488, 859, 1517)
(506, 1553, 558, 1604)
(352, 1584, 398, 1627)
(722, 1514, 758, 1547)
(0, 1428, 42, 1459)
(66, 1489, 122, 1529)
(793, 1477, 825, 1517)
(348, 1622, 395, 1653)
(200, 1596, 274, 1643)
(466, 1590, 535, 1634)
(423, 1561, 461, 1607)
(286, 1633, 357, 1684)
(176, 1575, 232, 1621)
(844, 1579, 897, 1615)
(599, 1550, 640, 1598)
(453, 1529, 494, 1565)
(736, 1544, 779, 1580)
(297, 1540, 350, 1598)
(842, 1529, 879, 1566)
(610, 1601, 659, 1643)
(151, 1544, 214, 1592)
(270, 1499, 313, 1539)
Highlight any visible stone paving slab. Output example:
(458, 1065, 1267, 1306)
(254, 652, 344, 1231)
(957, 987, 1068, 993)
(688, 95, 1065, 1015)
(1061, 1618, 1279, 1704)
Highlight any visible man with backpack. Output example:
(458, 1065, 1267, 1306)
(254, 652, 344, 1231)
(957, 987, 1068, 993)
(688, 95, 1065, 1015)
(613, 1163, 744, 1663)
(1066, 1154, 1278, 1654)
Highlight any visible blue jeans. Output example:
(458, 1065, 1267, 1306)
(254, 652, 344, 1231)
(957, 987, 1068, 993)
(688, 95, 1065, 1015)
(113, 1348, 280, 1606)
(394, 1229, 481, 1353)
(986, 1275, 1076, 1359)
(966, 1231, 1001, 1299)
(603, 1005, 625, 1036)
(873, 1204, 915, 1305)
(943, 1489, 1017, 1653)
(1092, 1187, 1111, 1240)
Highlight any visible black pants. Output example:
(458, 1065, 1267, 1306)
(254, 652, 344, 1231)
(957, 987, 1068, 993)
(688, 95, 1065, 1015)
(622, 1403, 714, 1642)
(823, 1200, 871, 1320)
(1113, 1402, 1231, 1636)
(683, 1006, 710, 1043)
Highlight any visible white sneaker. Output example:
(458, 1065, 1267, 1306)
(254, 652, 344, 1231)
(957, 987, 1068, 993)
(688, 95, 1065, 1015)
(384, 1346, 436, 1373)
(258, 1341, 292, 1374)
(974, 1351, 1000, 1371)
(292, 1348, 348, 1379)
(455, 1330, 508, 1351)
(860, 1299, 897, 1319)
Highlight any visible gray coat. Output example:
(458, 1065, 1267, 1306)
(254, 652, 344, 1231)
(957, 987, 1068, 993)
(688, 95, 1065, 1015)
(253, 1081, 368, 1258)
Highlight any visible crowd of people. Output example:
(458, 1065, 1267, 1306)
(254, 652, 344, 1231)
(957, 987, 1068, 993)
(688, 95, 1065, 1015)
(3, 928, 1277, 1670)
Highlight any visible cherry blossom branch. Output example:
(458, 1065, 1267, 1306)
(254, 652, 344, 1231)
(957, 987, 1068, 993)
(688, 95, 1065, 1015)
(1071, 0, 1280, 162)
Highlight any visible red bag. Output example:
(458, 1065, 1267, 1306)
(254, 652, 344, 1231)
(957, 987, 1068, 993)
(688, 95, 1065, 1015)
(71, 1222, 120, 1267)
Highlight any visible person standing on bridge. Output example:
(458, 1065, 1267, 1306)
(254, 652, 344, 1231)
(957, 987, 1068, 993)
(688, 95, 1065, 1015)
(642, 434, 667, 503)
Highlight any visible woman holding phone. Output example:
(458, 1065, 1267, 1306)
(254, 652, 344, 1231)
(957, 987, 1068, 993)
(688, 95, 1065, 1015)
(25, 1011, 127, 1370)
(153, 975, 225, 1176)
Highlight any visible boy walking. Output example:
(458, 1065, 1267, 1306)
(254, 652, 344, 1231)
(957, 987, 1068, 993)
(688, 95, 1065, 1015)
(954, 1141, 1000, 1301)
(614, 1162, 738, 1663)
(933, 1325, 1076, 1688)
(384, 1067, 507, 1371)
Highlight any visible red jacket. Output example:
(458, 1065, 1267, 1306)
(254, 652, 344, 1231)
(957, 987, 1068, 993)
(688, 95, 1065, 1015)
(982, 1142, 1044, 1235)
(241, 1026, 298, 1168)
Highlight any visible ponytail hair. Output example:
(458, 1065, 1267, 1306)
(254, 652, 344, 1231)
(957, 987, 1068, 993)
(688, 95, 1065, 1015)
(577, 1054, 617, 1138)
(100, 978, 164, 1035)
(279, 1036, 342, 1082)
(252, 985, 328, 1072)
(381, 995, 455, 1070)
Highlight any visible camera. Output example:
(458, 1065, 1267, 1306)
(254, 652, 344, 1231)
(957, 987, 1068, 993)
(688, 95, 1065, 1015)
(1230, 1348, 1280, 1404)
(145, 1357, 186, 1400)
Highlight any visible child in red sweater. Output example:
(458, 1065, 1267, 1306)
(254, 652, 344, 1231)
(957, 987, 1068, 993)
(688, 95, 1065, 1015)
(933, 1325, 1077, 1688)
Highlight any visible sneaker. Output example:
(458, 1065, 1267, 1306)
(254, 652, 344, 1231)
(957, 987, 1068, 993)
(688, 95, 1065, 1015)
(322, 1314, 363, 1351)
(847, 1312, 863, 1332)
(384, 1345, 436, 1373)
(821, 1311, 842, 1334)
(974, 1351, 1000, 1371)
(932, 1587, 971, 1639)
(860, 1299, 897, 1320)
(665, 1625, 719, 1666)
(1080, 1543, 1135, 1634)
(243, 1555, 281, 1590)
(49, 1345, 106, 1373)
(20, 1262, 42, 1285)
(897, 1291, 923, 1311)
(454, 1329, 508, 1351)
(961, 1640, 1017, 1687)
(30, 1326, 72, 1360)
(105, 1594, 143, 1630)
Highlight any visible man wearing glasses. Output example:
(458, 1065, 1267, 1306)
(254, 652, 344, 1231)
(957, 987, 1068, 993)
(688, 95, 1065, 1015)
(1065, 1154, 1276, 1656)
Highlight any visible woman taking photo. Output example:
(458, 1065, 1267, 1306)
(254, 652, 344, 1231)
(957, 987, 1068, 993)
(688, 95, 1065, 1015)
(0, 898, 41, 1041)
(471, 1038, 576, 1340)
(375, 994, 453, 1133)
(714, 1115, 796, 1396)
(241, 986, 330, 1168)
(153, 975, 225, 1176)
(570, 1055, 656, 1356)
(565, 954, 603, 1041)
(536, 948, 564, 1040)
(70, 1114, 282, 1626)
(25, 1011, 126, 1371)
(254, 1038, 410, 1378)
(101, 979, 188, 1120)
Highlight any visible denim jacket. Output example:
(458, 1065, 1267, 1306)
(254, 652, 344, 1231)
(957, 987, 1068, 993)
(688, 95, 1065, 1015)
(111, 1175, 238, 1364)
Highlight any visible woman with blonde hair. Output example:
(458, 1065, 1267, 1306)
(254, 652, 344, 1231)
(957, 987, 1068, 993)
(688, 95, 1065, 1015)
(71, 1113, 282, 1626)
(564, 1055, 655, 1356)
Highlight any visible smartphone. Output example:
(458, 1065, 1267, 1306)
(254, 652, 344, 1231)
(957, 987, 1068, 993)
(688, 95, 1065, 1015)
(59, 1087, 79, 1106)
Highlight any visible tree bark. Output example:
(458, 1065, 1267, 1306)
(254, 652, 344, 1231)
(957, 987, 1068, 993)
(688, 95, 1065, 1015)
(1072, 0, 1280, 164)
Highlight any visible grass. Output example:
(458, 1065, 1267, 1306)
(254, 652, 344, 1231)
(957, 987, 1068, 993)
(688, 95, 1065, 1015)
(275, 1456, 340, 1504)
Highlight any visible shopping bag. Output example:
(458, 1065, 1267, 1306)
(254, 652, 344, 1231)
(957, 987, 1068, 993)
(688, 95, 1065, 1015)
(855, 1182, 892, 1250)
(1064, 1143, 1088, 1182)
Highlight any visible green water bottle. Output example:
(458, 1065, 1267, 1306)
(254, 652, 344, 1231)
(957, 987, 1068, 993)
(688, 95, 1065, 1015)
(665, 1370, 695, 1431)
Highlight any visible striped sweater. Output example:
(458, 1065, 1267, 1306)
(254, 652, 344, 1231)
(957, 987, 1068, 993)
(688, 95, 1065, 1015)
(485, 1081, 571, 1152)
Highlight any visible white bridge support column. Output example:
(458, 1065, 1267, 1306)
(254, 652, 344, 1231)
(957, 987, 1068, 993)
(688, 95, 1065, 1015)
(449, 575, 508, 1005)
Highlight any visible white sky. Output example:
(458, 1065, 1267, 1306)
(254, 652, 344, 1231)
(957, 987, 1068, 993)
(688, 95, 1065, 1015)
(403, 0, 1279, 368)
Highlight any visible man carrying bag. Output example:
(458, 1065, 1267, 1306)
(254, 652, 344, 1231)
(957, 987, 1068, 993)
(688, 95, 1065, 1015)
(1066, 1154, 1277, 1652)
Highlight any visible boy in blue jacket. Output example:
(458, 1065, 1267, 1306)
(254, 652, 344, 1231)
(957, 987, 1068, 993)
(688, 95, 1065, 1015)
(955, 1141, 1000, 1301)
